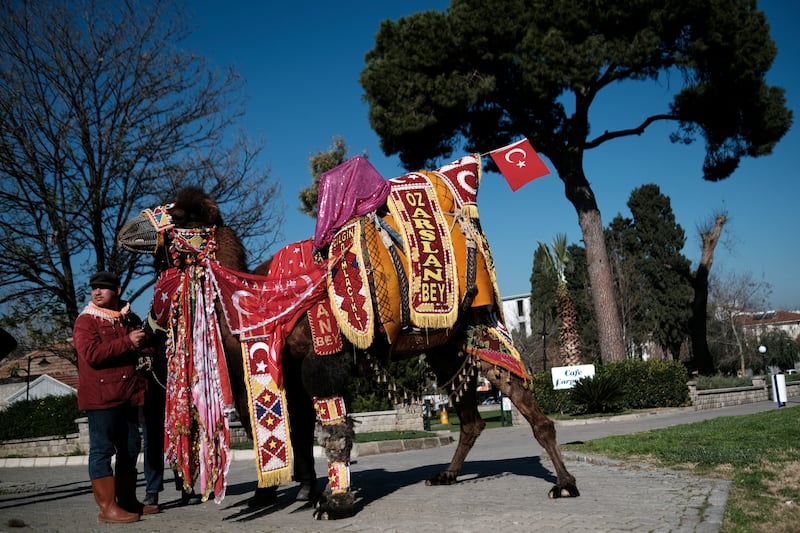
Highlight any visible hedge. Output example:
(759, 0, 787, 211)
(600, 359, 690, 409)
(530, 359, 690, 415)
(0, 394, 83, 441)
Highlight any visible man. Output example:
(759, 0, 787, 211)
(73, 271, 157, 523)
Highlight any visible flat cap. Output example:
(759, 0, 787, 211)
(89, 271, 120, 289)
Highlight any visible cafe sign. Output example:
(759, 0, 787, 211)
(551, 364, 596, 390)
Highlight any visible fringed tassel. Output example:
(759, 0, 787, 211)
(191, 268, 232, 503)
(164, 271, 196, 493)
(163, 262, 233, 503)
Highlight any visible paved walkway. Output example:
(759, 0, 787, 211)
(0, 400, 792, 532)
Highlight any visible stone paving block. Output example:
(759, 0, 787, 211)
(0, 400, 786, 532)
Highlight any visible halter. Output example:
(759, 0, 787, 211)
(118, 203, 174, 254)
(118, 201, 218, 266)
(168, 227, 217, 267)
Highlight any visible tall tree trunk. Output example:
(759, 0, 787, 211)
(690, 214, 727, 374)
(561, 167, 625, 362)
(557, 285, 582, 365)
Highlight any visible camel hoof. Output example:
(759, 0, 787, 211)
(313, 504, 355, 520)
(425, 471, 459, 486)
(313, 491, 354, 520)
(548, 485, 580, 499)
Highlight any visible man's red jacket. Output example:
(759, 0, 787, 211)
(73, 308, 146, 411)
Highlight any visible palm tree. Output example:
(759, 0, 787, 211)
(537, 235, 582, 366)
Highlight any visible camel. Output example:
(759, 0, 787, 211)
(118, 155, 579, 519)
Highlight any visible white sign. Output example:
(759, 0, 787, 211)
(502, 396, 512, 411)
(551, 364, 596, 390)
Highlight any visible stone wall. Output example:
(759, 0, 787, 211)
(688, 377, 799, 410)
(4, 381, 796, 457)
(0, 417, 89, 458)
(351, 405, 424, 434)
(0, 416, 250, 458)
(0, 407, 428, 458)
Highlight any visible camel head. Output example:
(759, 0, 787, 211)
(117, 187, 223, 255)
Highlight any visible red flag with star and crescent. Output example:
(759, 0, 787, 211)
(489, 138, 550, 191)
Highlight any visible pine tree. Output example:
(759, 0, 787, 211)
(361, 0, 792, 364)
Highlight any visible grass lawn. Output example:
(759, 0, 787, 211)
(231, 429, 440, 451)
(429, 408, 512, 432)
(231, 408, 508, 450)
(564, 405, 800, 533)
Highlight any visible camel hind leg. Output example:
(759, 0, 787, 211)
(481, 361, 580, 498)
(425, 376, 485, 485)
(424, 346, 485, 486)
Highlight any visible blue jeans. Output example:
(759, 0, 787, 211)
(86, 405, 141, 480)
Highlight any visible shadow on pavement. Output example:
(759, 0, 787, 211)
(197, 455, 556, 523)
(0, 479, 92, 510)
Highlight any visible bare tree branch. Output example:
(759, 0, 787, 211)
(585, 114, 677, 149)
(0, 0, 282, 347)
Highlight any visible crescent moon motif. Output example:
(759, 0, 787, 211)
(248, 341, 271, 373)
(234, 276, 326, 334)
(504, 147, 527, 165)
(250, 339, 278, 368)
(287, 274, 314, 298)
(232, 289, 255, 316)
(249, 341, 269, 360)
(153, 305, 167, 322)
(456, 170, 477, 196)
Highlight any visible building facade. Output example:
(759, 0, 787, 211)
(501, 294, 532, 337)
(739, 310, 800, 341)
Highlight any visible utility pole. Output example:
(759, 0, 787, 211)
(24, 354, 51, 401)
(541, 310, 548, 373)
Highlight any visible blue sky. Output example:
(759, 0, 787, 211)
(182, 0, 799, 311)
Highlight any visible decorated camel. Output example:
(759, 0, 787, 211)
(117, 154, 579, 519)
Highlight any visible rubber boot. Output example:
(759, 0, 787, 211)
(91, 477, 140, 524)
(180, 488, 203, 506)
(175, 474, 202, 506)
(116, 474, 159, 515)
(295, 479, 318, 502)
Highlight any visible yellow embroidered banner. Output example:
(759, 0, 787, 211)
(386, 172, 458, 329)
(327, 219, 374, 349)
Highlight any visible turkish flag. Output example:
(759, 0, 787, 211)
(489, 138, 550, 191)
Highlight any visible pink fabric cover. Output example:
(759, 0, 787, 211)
(313, 156, 390, 250)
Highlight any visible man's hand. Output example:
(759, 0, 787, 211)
(129, 327, 146, 349)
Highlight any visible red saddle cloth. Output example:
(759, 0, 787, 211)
(212, 239, 328, 387)
(154, 238, 334, 498)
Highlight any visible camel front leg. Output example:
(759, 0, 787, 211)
(480, 361, 580, 498)
(312, 396, 355, 520)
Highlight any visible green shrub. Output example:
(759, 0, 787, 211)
(600, 359, 690, 409)
(570, 373, 624, 415)
(531, 359, 690, 415)
(693, 375, 753, 390)
(0, 394, 83, 441)
(530, 372, 575, 414)
(349, 391, 392, 413)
